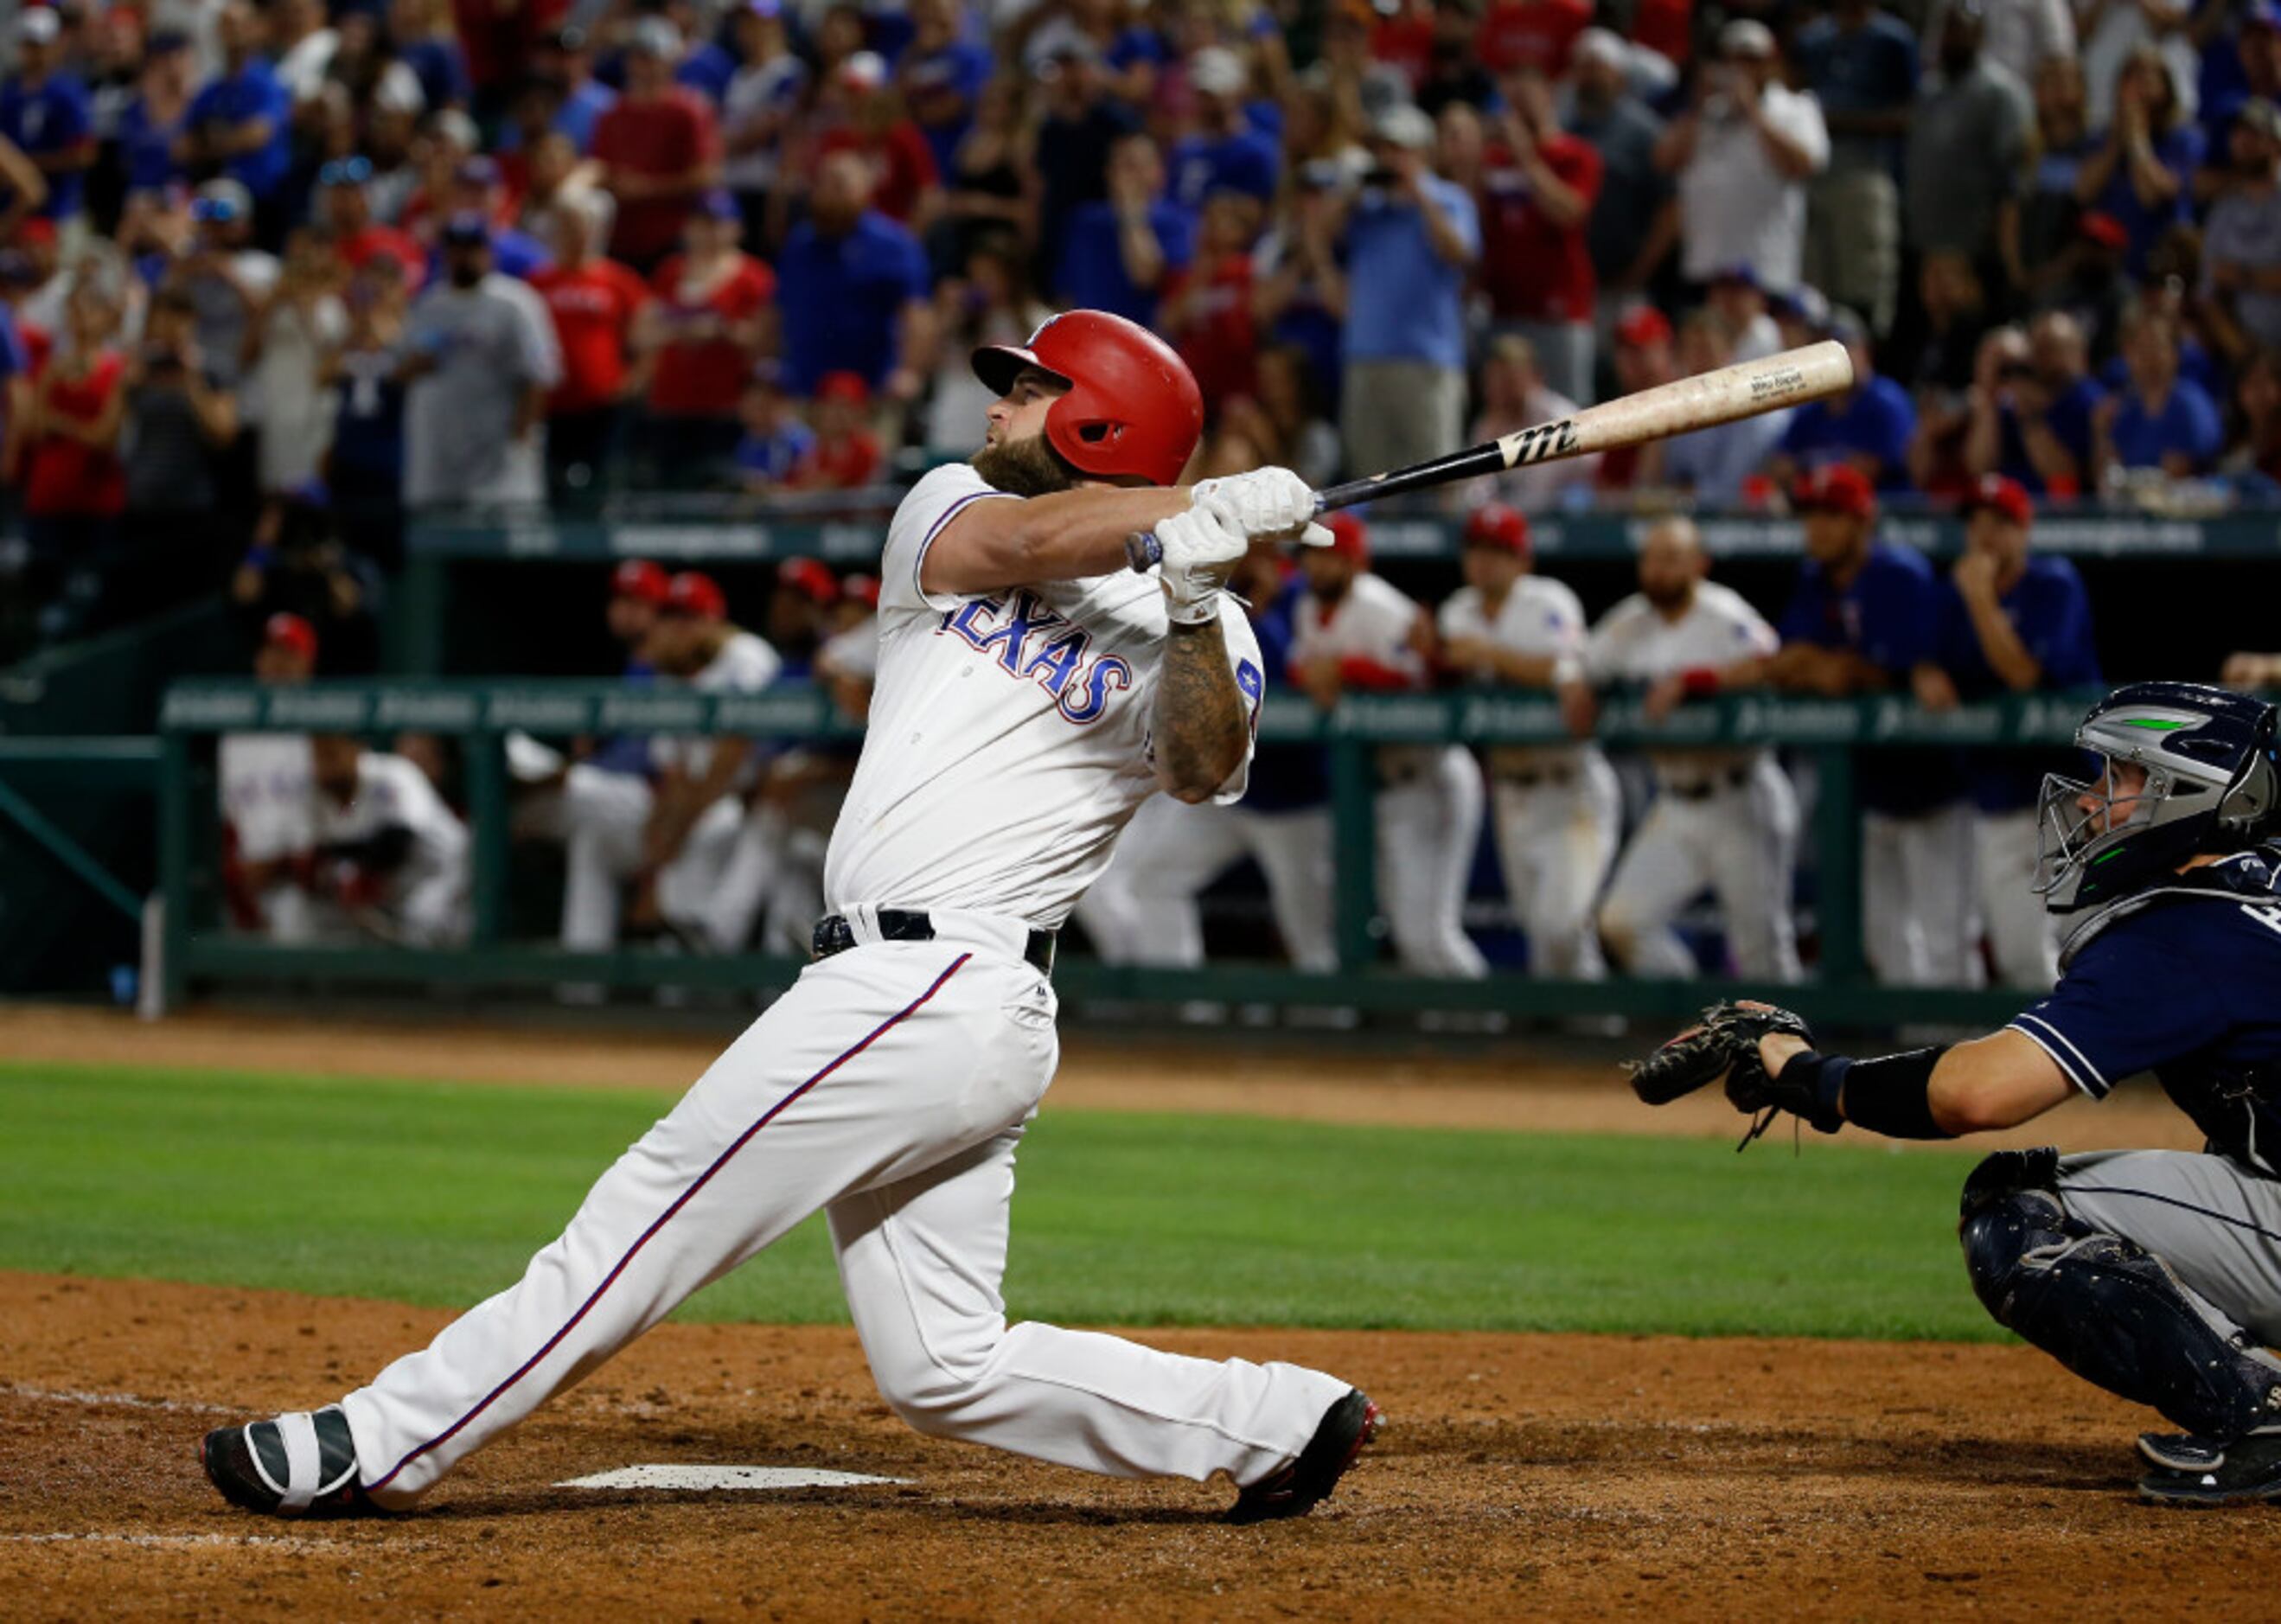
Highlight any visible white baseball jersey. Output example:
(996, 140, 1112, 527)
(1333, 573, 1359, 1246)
(1583, 581, 1778, 778)
(653, 630, 782, 783)
(311, 751, 470, 901)
(1294, 570, 1432, 775)
(1440, 576, 1588, 769)
(220, 733, 314, 864)
(822, 462, 1266, 930)
(817, 614, 880, 684)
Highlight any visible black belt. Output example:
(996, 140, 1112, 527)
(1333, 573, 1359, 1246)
(1495, 764, 1576, 790)
(813, 910, 1056, 975)
(1663, 766, 1751, 802)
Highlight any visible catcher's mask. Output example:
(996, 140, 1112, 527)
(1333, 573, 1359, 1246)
(2035, 681, 2280, 913)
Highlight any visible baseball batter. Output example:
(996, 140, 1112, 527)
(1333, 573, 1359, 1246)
(1290, 514, 1488, 980)
(202, 310, 1381, 1524)
(1438, 503, 1617, 979)
(1582, 516, 1803, 982)
(1633, 683, 2281, 1504)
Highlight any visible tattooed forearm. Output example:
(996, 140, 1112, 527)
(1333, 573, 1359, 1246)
(1152, 616, 1249, 802)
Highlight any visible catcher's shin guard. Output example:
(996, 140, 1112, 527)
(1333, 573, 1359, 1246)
(1959, 1150, 2281, 1441)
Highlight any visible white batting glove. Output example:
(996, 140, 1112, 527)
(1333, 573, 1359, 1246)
(1192, 466, 1319, 541)
(1152, 503, 1249, 626)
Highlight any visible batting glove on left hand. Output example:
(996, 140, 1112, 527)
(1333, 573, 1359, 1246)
(1152, 503, 1249, 625)
(1192, 467, 1333, 548)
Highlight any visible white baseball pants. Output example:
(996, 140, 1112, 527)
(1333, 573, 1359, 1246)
(1975, 808, 2059, 990)
(1077, 796, 1338, 974)
(558, 768, 747, 953)
(1598, 757, 1802, 982)
(1377, 745, 1488, 979)
(1862, 802, 1981, 988)
(1486, 750, 1620, 979)
(338, 915, 1350, 1505)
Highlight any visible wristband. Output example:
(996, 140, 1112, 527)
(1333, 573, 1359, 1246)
(1680, 666, 1721, 697)
(1787, 1045, 1951, 1140)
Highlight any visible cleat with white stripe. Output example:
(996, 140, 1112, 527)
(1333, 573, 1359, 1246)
(201, 1405, 383, 1519)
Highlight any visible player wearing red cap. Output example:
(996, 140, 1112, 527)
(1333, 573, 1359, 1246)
(1769, 465, 1977, 988)
(1912, 475, 2102, 988)
(208, 312, 1383, 1528)
(220, 615, 322, 941)
(1438, 503, 1618, 978)
(1290, 511, 1490, 979)
(1581, 515, 1802, 983)
(557, 569, 785, 959)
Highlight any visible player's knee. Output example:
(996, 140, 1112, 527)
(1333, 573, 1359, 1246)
(859, 1326, 1003, 1439)
(1957, 1148, 2066, 1315)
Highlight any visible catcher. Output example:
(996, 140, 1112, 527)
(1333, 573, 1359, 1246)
(1632, 681, 2281, 1505)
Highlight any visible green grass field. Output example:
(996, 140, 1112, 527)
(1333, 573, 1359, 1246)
(0, 1059, 2002, 1340)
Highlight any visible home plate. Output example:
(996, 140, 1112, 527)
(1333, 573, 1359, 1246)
(556, 1465, 911, 1492)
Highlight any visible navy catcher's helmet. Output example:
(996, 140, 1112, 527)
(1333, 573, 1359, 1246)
(2036, 681, 2281, 912)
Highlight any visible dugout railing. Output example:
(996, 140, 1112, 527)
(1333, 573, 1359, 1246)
(151, 680, 2099, 1029)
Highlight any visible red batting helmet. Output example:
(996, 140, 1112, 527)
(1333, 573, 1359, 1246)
(1463, 502, 1530, 558)
(971, 310, 1204, 488)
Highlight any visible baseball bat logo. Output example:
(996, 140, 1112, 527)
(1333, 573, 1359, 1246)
(1507, 419, 1579, 466)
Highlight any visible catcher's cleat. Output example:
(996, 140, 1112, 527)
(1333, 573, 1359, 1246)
(1226, 1389, 1382, 1525)
(201, 1404, 381, 1519)
(2139, 1428, 2281, 1506)
(2139, 1430, 2229, 1474)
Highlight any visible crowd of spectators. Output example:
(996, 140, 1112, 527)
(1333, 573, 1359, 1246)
(0, 0, 2273, 643)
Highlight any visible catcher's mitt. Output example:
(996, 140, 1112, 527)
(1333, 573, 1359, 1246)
(1626, 1001, 1832, 1148)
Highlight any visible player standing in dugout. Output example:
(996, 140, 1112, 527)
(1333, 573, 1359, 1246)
(1631, 681, 2281, 1504)
(197, 310, 1384, 1523)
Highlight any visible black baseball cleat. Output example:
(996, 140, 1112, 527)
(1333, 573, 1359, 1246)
(1226, 1389, 1383, 1525)
(201, 1405, 382, 1518)
(2139, 1428, 2281, 1506)
(2138, 1430, 2229, 1474)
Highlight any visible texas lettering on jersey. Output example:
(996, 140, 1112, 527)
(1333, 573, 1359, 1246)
(940, 588, 1135, 724)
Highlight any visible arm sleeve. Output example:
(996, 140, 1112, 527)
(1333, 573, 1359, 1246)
(1209, 599, 1265, 804)
(2007, 920, 2228, 1098)
(880, 462, 1018, 615)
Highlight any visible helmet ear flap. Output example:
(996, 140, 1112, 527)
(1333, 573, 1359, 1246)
(2220, 706, 2281, 837)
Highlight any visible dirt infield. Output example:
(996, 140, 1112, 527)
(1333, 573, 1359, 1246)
(1, 1271, 2264, 1621)
(2, 1004, 2254, 1618)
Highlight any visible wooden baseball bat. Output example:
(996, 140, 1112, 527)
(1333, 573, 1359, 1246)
(1125, 339, 1855, 571)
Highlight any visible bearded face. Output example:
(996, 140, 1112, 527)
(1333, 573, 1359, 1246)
(971, 432, 1082, 497)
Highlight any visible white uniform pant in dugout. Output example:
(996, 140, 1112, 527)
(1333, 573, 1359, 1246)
(555, 767, 750, 952)
(1486, 750, 1620, 978)
(339, 914, 1348, 1504)
(1376, 745, 1488, 979)
(1076, 796, 1338, 973)
(1862, 802, 1981, 989)
(1597, 756, 1802, 982)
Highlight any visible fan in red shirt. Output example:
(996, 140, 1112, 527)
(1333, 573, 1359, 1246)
(1168, 192, 1260, 416)
(789, 370, 881, 489)
(316, 157, 427, 294)
(530, 195, 649, 493)
(591, 18, 723, 272)
(1595, 305, 1677, 490)
(1367, 0, 1437, 89)
(21, 285, 127, 548)
(1478, 0, 1592, 76)
(1477, 67, 1601, 403)
(809, 52, 942, 227)
(635, 191, 774, 484)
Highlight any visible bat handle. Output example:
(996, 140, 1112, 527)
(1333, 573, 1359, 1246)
(1124, 492, 1332, 575)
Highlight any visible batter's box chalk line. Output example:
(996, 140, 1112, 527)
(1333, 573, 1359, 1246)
(556, 1465, 913, 1493)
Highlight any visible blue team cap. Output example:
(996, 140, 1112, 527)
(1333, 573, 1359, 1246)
(147, 27, 191, 53)
(440, 211, 491, 246)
